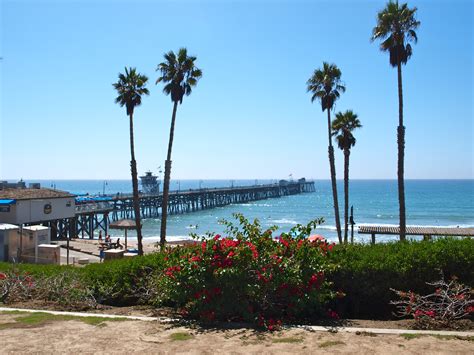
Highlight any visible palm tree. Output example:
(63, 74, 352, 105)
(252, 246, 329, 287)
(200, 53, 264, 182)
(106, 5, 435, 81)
(372, 1, 420, 241)
(113, 67, 149, 256)
(156, 48, 202, 248)
(332, 110, 362, 244)
(307, 62, 345, 244)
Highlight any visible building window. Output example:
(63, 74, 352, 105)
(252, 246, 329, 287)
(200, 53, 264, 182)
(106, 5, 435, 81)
(0, 206, 10, 212)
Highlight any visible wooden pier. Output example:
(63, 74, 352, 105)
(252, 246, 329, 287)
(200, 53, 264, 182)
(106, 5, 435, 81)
(358, 225, 474, 244)
(53, 180, 315, 239)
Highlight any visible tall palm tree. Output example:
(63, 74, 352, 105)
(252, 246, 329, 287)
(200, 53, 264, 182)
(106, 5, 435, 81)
(113, 67, 149, 256)
(372, 1, 419, 241)
(307, 62, 345, 244)
(332, 110, 362, 244)
(156, 48, 202, 248)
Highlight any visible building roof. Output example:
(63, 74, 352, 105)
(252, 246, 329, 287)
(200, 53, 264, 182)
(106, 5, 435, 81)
(0, 188, 75, 200)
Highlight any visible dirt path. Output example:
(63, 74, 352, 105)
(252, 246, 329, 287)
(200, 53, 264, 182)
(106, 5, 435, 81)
(1, 312, 473, 354)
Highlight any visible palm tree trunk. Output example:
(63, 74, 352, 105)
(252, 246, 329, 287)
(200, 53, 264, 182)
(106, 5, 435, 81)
(344, 148, 350, 244)
(160, 101, 179, 248)
(327, 109, 342, 244)
(128, 110, 144, 255)
(397, 62, 406, 241)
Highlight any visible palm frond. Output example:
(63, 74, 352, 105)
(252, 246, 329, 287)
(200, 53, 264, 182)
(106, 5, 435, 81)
(113, 67, 149, 115)
(307, 62, 344, 111)
(372, 1, 420, 66)
(156, 48, 202, 103)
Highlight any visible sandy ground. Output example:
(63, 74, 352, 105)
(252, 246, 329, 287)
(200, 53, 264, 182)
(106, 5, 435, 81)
(1, 312, 473, 354)
(57, 238, 193, 265)
(63, 238, 177, 257)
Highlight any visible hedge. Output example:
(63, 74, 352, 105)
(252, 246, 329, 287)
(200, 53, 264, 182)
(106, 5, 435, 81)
(328, 238, 474, 319)
(1, 238, 473, 319)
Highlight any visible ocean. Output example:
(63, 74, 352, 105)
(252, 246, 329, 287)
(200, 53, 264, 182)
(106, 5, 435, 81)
(28, 179, 474, 243)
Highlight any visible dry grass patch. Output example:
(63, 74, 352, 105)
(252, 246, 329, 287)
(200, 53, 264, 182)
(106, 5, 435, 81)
(0, 310, 130, 328)
(272, 336, 304, 344)
(169, 332, 194, 341)
(319, 340, 345, 348)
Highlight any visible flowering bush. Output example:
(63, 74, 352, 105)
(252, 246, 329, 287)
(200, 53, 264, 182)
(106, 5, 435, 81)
(150, 214, 337, 329)
(0, 269, 35, 303)
(391, 272, 473, 330)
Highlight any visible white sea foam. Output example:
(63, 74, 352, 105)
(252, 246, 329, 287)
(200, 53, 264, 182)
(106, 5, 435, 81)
(317, 225, 338, 231)
(126, 235, 194, 243)
(271, 219, 298, 225)
(357, 222, 474, 228)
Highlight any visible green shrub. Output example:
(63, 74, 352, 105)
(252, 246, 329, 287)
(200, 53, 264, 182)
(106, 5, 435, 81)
(80, 252, 166, 305)
(150, 214, 337, 329)
(328, 238, 474, 319)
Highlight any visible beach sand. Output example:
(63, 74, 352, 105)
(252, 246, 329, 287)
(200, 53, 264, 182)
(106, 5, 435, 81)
(1, 312, 472, 354)
(61, 237, 191, 261)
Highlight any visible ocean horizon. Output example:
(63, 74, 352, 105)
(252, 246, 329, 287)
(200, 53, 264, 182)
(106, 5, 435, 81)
(7, 179, 473, 243)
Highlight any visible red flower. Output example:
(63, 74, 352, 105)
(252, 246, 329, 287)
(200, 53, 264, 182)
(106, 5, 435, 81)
(414, 310, 423, 319)
(327, 309, 339, 319)
(0, 273, 6, 280)
(190, 256, 201, 262)
(201, 241, 207, 252)
(213, 234, 221, 241)
(425, 310, 435, 318)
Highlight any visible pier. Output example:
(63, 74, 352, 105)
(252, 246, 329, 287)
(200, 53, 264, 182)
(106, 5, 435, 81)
(54, 180, 315, 240)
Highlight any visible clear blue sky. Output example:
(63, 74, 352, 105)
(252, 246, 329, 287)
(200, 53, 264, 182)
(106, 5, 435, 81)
(1, 0, 472, 180)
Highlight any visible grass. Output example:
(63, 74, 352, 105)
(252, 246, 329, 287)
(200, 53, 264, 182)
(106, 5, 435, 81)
(401, 333, 474, 342)
(400, 333, 421, 340)
(169, 332, 194, 341)
(271, 336, 304, 344)
(356, 331, 377, 337)
(0, 310, 130, 328)
(431, 334, 474, 342)
(318, 340, 345, 348)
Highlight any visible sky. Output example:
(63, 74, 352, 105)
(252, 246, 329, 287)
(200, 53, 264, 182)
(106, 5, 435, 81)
(0, 0, 473, 180)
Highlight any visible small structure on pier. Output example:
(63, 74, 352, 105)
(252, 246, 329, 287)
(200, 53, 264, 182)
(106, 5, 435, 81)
(140, 171, 160, 195)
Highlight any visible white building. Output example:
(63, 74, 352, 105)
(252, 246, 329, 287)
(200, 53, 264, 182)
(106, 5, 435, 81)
(0, 188, 76, 225)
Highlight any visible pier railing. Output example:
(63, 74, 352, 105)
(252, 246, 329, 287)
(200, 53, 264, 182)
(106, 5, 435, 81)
(49, 180, 315, 240)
